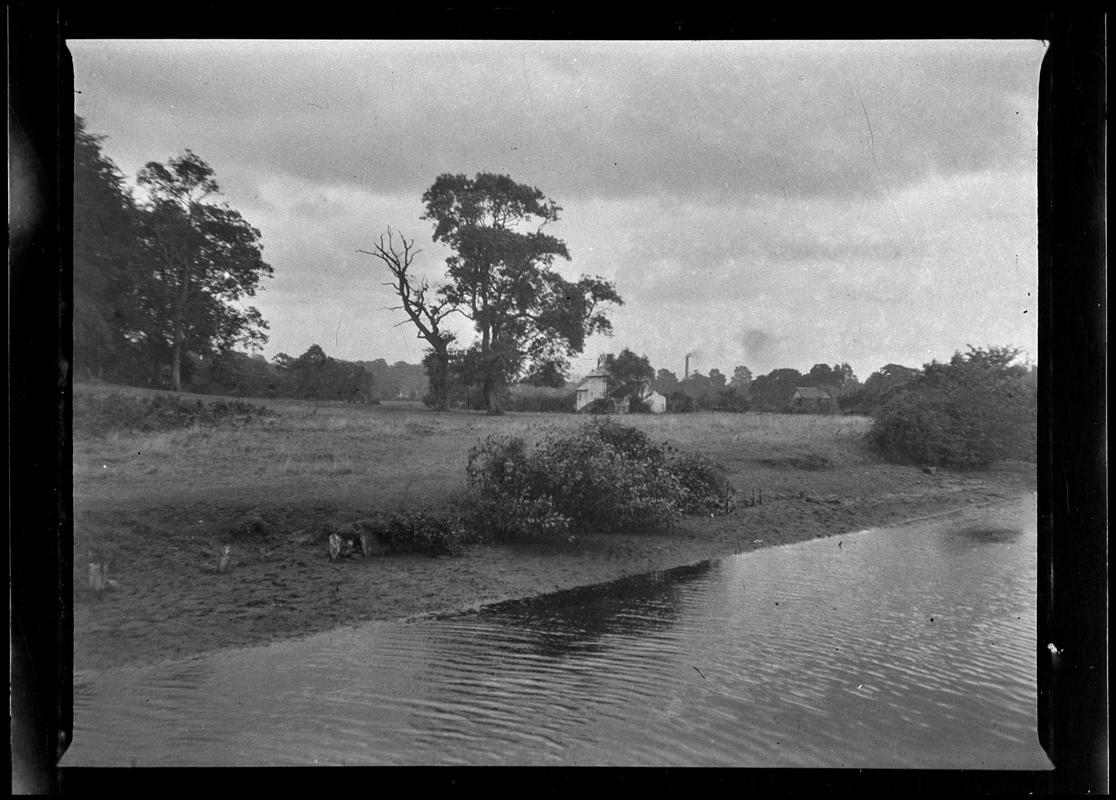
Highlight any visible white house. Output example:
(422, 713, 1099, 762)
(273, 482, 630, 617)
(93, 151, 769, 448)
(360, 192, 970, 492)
(612, 381, 666, 414)
(575, 354, 667, 414)
(574, 356, 611, 411)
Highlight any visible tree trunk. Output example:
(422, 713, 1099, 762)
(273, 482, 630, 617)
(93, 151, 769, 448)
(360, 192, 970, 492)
(170, 340, 182, 391)
(169, 263, 191, 391)
(430, 348, 450, 411)
(479, 325, 503, 415)
(483, 374, 503, 416)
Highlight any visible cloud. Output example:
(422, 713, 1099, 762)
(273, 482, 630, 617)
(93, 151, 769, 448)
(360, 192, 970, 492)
(70, 39, 1044, 204)
(69, 39, 1042, 380)
(740, 328, 777, 360)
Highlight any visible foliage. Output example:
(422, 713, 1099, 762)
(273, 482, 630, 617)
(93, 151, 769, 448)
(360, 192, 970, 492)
(749, 368, 804, 412)
(365, 511, 479, 557)
(670, 453, 736, 515)
(800, 362, 857, 390)
(281, 344, 375, 402)
(180, 345, 376, 402)
(360, 358, 427, 401)
(521, 359, 569, 388)
(462, 420, 734, 539)
(185, 351, 279, 397)
(654, 368, 680, 396)
(841, 363, 921, 413)
(603, 348, 654, 391)
(666, 390, 696, 413)
(729, 365, 753, 394)
(504, 385, 576, 413)
(133, 150, 273, 390)
(72, 115, 145, 381)
(419, 172, 623, 414)
(72, 391, 276, 436)
(598, 348, 656, 411)
(867, 346, 1037, 469)
(673, 370, 750, 412)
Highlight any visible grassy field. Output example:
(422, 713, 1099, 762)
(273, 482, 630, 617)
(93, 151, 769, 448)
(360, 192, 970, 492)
(73, 381, 874, 513)
(70, 381, 1035, 670)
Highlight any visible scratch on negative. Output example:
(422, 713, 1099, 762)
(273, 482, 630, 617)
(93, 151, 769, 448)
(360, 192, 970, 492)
(693, 666, 706, 680)
(856, 92, 903, 224)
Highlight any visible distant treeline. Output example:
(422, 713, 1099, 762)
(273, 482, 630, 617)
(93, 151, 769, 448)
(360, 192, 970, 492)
(431, 347, 881, 415)
(149, 344, 426, 403)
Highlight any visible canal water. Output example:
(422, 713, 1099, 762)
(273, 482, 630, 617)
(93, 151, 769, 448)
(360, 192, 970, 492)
(64, 494, 1050, 768)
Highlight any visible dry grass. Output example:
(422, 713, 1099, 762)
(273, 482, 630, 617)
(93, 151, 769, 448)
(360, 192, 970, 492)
(72, 382, 874, 515)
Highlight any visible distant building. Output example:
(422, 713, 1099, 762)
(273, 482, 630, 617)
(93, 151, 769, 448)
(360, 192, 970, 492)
(610, 381, 667, 414)
(574, 354, 666, 414)
(791, 386, 835, 414)
(574, 356, 611, 411)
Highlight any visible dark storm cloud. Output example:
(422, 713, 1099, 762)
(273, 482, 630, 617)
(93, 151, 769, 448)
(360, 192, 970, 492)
(70, 40, 1041, 204)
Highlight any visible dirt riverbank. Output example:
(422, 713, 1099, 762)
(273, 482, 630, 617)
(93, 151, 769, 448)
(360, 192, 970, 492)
(73, 462, 1035, 672)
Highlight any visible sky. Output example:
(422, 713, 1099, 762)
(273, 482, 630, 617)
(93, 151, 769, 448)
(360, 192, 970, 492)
(69, 39, 1045, 382)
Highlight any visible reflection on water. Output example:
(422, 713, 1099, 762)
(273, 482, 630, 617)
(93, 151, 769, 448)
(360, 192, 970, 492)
(64, 494, 1050, 768)
(467, 561, 711, 659)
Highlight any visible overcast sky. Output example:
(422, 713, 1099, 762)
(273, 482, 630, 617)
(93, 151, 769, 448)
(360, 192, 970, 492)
(69, 39, 1044, 381)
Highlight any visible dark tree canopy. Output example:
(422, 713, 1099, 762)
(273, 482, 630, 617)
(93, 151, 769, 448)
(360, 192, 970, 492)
(655, 368, 680, 396)
(604, 348, 654, 391)
(134, 150, 272, 390)
(864, 363, 921, 396)
(749, 368, 804, 412)
(869, 345, 1036, 468)
(419, 172, 622, 414)
(72, 115, 142, 379)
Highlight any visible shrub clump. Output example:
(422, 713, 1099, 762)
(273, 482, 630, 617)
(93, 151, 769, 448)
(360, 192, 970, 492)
(670, 453, 737, 515)
(73, 391, 276, 435)
(867, 346, 1037, 469)
(463, 419, 734, 539)
(365, 511, 479, 557)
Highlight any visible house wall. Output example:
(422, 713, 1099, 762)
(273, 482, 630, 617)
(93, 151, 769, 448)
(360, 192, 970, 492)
(575, 375, 609, 411)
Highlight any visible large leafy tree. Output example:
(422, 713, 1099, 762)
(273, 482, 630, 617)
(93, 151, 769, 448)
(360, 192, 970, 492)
(134, 151, 272, 390)
(420, 173, 622, 414)
(749, 367, 804, 412)
(72, 115, 142, 379)
(604, 348, 654, 392)
(655, 368, 680, 396)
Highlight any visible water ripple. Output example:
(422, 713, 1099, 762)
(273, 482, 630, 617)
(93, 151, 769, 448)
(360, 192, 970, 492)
(67, 495, 1049, 769)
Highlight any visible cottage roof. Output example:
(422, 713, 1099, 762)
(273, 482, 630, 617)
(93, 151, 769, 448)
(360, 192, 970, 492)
(793, 386, 833, 399)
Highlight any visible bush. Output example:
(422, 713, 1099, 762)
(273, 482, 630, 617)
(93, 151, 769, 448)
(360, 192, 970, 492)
(867, 346, 1036, 469)
(366, 511, 479, 557)
(670, 453, 736, 515)
(73, 391, 276, 435)
(462, 420, 734, 540)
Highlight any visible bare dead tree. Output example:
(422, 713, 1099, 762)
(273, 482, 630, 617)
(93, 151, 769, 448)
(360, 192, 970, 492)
(358, 229, 456, 410)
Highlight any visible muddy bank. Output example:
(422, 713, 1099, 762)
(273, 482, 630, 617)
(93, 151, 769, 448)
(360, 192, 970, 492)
(72, 463, 1035, 672)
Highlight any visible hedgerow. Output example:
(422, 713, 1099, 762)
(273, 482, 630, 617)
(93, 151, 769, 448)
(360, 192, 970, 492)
(73, 391, 276, 435)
